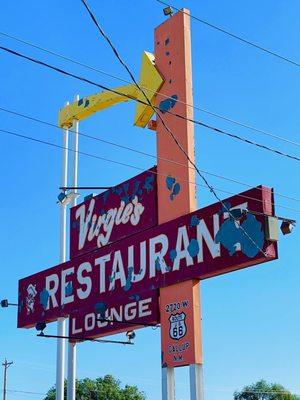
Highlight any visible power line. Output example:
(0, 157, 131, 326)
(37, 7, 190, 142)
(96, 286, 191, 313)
(155, 0, 300, 68)
(6, 389, 46, 396)
(1, 44, 300, 165)
(0, 30, 297, 224)
(1, 105, 299, 206)
(199, 120, 300, 162)
(3, 387, 300, 397)
(79, 0, 268, 258)
(0, 127, 146, 171)
(197, 107, 300, 149)
(0, 45, 298, 213)
(0, 31, 130, 84)
(1, 31, 300, 149)
(1, 125, 298, 214)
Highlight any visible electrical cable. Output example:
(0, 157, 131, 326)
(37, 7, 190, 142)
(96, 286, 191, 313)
(0, 47, 298, 235)
(199, 120, 300, 163)
(0, 46, 298, 253)
(155, 0, 300, 68)
(1, 126, 298, 214)
(1, 44, 300, 164)
(1, 30, 300, 148)
(6, 389, 47, 396)
(1, 104, 299, 205)
(3, 387, 300, 397)
(79, 0, 272, 257)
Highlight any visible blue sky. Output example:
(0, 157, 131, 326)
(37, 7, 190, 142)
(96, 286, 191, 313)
(1, 0, 300, 399)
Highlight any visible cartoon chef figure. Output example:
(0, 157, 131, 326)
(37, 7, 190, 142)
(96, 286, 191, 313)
(26, 284, 37, 315)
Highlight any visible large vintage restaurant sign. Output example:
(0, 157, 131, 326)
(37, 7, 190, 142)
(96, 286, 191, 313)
(18, 183, 277, 330)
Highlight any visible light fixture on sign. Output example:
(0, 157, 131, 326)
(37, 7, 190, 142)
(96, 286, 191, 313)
(280, 220, 295, 235)
(1, 299, 8, 308)
(163, 6, 173, 16)
(35, 322, 47, 335)
(126, 330, 136, 343)
(0, 299, 18, 307)
(57, 191, 80, 206)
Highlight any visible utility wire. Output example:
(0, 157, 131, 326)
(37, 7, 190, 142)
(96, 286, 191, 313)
(3, 388, 300, 397)
(155, 0, 300, 68)
(1, 44, 300, 164)
(1, 126, 298, 214)
(199, 121, 300, 163)
(1, 104, 299, 205)
(0, 45, 298, 215)
(6, 389, 47, 396)
(1, 31, 300, 149)
(198, 107, 300, 149)
(80, 0, 269, 258)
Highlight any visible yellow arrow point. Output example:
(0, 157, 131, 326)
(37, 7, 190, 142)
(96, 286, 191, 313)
(134, 51, 164, 128)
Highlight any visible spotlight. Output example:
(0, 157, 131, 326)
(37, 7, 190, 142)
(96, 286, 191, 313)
(163, 6, 173, 16)
(1, 299, 8, 308)
(280, 220, 294, 235)
(126, 330, 136, 342)
(35, 322, 47, 335)
(57, 191, 80, 205)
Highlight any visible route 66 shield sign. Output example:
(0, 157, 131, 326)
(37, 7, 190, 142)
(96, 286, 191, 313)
(169, 312, 187, 340)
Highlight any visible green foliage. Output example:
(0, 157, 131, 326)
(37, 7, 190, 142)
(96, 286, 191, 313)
(234, 380, 300, 400)
(44, 375, 146, 400)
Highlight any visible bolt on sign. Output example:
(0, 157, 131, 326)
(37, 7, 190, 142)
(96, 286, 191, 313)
(70, 167, 158, 259)
(18, 184, 277, 334)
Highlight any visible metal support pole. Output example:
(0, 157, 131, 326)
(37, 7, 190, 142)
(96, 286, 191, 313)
(2, 359, 13, 400)
(162, 367, 174, 400)
(67, 95, 79, 400)
(56, 103, 69, 400)
(189, 364, 204, 400)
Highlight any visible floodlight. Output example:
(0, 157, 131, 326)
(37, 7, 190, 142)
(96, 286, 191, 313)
(57, 191, 80, 205)
(280, 220, 294, 235)
(163, 6, 173, 16)
(35, 322, 47, 335)
(1, 299, 8, 308)
(126, 330, 136, 342)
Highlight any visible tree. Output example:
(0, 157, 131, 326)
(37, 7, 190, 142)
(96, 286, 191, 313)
(234, 380, 299, 400)
(44, 375, 146, 400)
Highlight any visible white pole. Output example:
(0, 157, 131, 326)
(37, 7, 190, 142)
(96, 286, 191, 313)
(67, 95, 80, 400)
(189, 364, 204, 400)
(56, 102, 69, 400)
(162, 367, 175, 400)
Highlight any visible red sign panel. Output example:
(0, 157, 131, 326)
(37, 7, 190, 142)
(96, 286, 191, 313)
(70, 167, 158, 258)
(69, 289, 159, 340)
(18, 186, 277, 329)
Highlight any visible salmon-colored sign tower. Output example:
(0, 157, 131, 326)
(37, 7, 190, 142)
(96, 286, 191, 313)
(154, 9, 203, 399)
